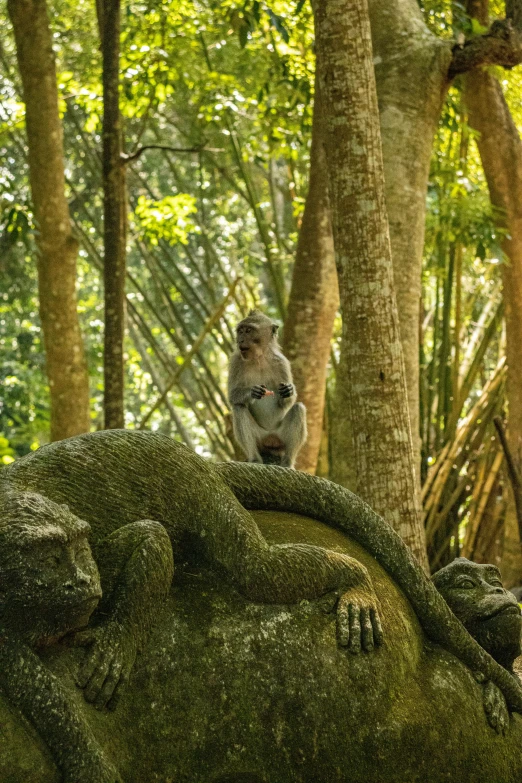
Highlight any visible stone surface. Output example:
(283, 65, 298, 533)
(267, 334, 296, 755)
(2, 511, 522, 783)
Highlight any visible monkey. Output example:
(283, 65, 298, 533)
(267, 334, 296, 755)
(432, 558, 522, 673)
(432, 558, 522, 734)
(2, 431, 522, 780)
(0, 491, 127, 783)
(228, 310, 307, 468)
(0, 430, 380, 782)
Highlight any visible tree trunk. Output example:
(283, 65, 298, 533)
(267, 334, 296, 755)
(7, 0, 90, 442)
(282, 81, 338, 474)
(99, 0, 126, 430)
(464, 33, 522, 584)
(286, 0, 451, 483)
(315, 0, 428, 568)
(369, 0, 452, 483)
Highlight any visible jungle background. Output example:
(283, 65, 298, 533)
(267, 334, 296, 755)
(2, 0, 522, 578)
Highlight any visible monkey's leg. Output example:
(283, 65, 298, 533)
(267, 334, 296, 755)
(232, 405, 266, 463)
(278, 401, 307, 468)
(0, 633, 122, 783)
(74, 520, 174, 710)
(198, 486, 382, 653)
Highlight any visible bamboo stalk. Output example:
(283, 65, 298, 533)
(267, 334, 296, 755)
(138, 280, 239, 429)
(423, 357, 506, 530)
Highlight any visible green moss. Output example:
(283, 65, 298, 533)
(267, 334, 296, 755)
(1, 511, 522, 783)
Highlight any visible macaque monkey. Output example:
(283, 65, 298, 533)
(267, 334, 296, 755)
(228, 311, 307, 468)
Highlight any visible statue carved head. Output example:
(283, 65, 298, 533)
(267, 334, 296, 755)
(0, 492, 102, 646)
(432, 557, 522, 671)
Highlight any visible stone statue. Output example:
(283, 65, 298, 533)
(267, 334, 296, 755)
(432, 558, 522, 673)
(432, 557, 522, 735)
(1, 430, 522, 782)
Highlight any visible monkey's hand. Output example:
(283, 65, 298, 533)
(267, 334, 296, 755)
(251, 384, 269, 399)
(73, 620, 137, 711)
(278, 382, 294, 399)
(336, 587, 383, 654)
(474, 673, 510, 735)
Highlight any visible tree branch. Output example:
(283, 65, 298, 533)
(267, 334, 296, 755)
(121, 144, 206, 164)
(449, 17, 522, 78)
(493, 415, 522, 542)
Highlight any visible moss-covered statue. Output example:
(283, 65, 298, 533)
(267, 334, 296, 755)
(0, 430, 521, 782)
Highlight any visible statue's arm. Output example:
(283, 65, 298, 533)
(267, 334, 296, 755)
(190, 480, 383, 653)
(0, 633, 121, 783)
(74, 520, 174, 709)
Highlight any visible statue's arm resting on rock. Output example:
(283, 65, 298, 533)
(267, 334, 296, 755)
(74, 519, 174, 710)
(0, 633, 122, 783)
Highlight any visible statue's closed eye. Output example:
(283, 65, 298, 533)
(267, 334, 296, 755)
(455, 578, 475, 589)
(40, 552, 61, 568)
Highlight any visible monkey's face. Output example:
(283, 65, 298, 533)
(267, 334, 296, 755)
(433, 558, 522, 670)
(0, 522, 102, 646)
(236, 322, 264, 361)
(236, 313, 278, 361)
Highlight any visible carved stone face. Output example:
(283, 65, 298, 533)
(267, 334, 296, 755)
(0, 492, 102, 646)
(432, 558, 522, 671)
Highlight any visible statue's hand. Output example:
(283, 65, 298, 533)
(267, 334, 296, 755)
(336, 587, 383, 653)
(474, 673, 509, 735)
(73, 621, 137, 710)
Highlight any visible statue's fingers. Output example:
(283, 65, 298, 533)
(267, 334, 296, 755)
(483, 681, 494, 714)
(107, 666, 130, 712)
(348, 604, 361, 654)
(336, 595, 350, 647)
(83, 657, 111, 703)
(493, 686, 509, 735)
(76, 644, 102, 688)
(370, 608, 383, 646)
(94, 658, 123, 710)
(360, 608, 374, 651)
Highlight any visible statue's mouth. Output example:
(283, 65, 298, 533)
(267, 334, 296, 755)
(482, 603, 521, 621)
(68, 593, 102, 614)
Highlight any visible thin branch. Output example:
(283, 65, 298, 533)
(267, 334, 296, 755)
(121, 143, 212, 164)
(493, 415, 522, 541)
(138, 279, 240, 429)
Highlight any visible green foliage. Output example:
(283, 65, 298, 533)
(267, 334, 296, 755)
(133, 194, 198, 246)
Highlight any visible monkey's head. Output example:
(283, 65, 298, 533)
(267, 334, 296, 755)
(0, 492, 102, 647)
(432, 558, 522, 671)
(236, 310, 279, 361)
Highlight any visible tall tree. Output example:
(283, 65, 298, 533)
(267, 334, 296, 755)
(282, 81, 338, 474)
(7, 0, 90, 441)
(464, 0, 522, 584)
(286, 0, 522, 483)
(98, 0, 127, 429)
(314, 0, 427, 566)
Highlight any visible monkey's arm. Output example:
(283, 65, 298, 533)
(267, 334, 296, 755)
(0, 632, 121, 783)
(215, 462, 522, 715)
(74, 520, 174, 709)
(228, 352, 255, 406)
(274, 354, 297, 409)
(229, 387, 257, 406)
(192, 481, 382, 651)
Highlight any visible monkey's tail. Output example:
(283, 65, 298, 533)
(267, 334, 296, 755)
(215, 461, 522, 713)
